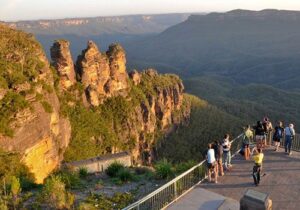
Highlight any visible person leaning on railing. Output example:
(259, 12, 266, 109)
(284, 123, 296, 155)
(213, 140, 224, 176)
(243, 125, 253, 160)
(206, 143, 218, 183)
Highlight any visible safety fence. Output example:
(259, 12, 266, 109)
(279, 133, 300, 151)
(123, 133, 244, 210)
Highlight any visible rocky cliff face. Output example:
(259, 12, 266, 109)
(52, 40, 189, 164)
(76, 41, 129, 106)
(0, 24, 190, 183)
(0, 24, 71, 183)
(50, 40, 76, 90)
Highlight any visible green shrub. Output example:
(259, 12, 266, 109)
(106, 162, 125, 177)
(174, 160, 197, 174)
(39, 176, 75, 209)
(84, 192, 133, 210)
(0, 150, 35, 184)
(42, 82, 53, 93)
(0, 197, 8, 210)
(110, 192, 134, 209)
(0, 91, 29, 136)
(117, 168, 134, 182)
(77, 202, 97, 210)
(110, 177, 123, 186)
(154, 159, 174, 180)
(55, 170, 82, 189)
(41, 100, 53, 113)
(10, 176, 21, 197)
(78, 167, 88, 179)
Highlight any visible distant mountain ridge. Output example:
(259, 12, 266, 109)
(6, 13, 190, 35)
(4, 13, 192, 59)
(125, 9, 300, 90)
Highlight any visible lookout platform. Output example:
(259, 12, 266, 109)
(168, 147, 300, 210)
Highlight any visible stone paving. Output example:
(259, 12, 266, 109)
(169, 147, 300, 210)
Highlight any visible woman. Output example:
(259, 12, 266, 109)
(243, 125, 253, 160)
(273, 121, 284, 151)
(206, 143, 218, 183)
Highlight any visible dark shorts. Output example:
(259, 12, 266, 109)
(273, 138, 281, 142)
(207, 162, 215, 169)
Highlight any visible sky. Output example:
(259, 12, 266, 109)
(1, 0, 300, 21)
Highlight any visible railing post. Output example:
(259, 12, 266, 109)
(174, 181, 177, 199)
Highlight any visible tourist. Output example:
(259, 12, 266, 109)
(222, 134, 232, 170)
(253, 121, 265, 150)
(206, 143, 218, 183)
(284, 123, 296, 155)
(213, 140, 224, 176)
(243, 125, 253, 160)
(273, 121, 284, 151)
(252, 147, 264, 186)
(263, 117, 273, 146)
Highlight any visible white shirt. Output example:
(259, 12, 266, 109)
(207, 149, 216, 164)
(222, 139, 230, 152)
(285, 127, 295, 136)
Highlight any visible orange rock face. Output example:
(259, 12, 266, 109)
(50, 40, 76, 90)
(76, 41, 129, 106)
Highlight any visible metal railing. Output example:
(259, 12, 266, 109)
(279, 133, 300, 151)
(123, 133, 244, 210)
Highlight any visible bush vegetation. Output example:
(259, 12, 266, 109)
(106, 162, 125, 178)
(154, 159, 175, 180)
(84, 192, 133, 210)
(0, 25, 49, 137)
(157, 94, 243, 163)
(38, 175, 75, 209)
(79, 167, 88, 179)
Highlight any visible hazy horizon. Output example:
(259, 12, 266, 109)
(2, 0, 300, 22)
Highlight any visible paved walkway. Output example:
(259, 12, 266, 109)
(169, 147, 300, 210)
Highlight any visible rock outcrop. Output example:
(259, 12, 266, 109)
(0, 25, 71, 183)
(76, 41, 129, 106)
(50, 40, 76, 90)
(129, 70, 141, 86)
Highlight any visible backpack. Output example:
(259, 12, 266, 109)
(274, 127, 283, 139)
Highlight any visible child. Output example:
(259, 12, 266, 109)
(252, 147, 264, 186)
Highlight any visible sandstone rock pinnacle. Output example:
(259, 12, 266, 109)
(50, 40, 76, 90)
(76, 41, 129, 106)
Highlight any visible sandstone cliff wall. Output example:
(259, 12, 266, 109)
(0, 25, 71, 183)
(0, 24, 190, 183)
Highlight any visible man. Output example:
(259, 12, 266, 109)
(253, 121, 265, 149)
(252, 147, 264, 186)
(206, 143, 218, 183)
(263, 117, 273, 146)
(284, 123, 296, 155)
(222, 134, 232, 170)
(213, 140, 224, 176)
(273, 121, 284, 151)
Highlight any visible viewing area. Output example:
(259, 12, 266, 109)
(124, 133, 300, 210)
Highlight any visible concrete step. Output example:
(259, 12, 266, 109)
(167, 187, 239, 210)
